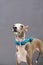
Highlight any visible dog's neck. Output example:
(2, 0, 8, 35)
(15, 33, 25, 42)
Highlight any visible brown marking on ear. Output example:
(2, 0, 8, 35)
(25, 25, 29, 28)
(24, 25, 29, 32)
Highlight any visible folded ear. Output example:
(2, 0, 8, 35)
(24, 25, 29, 32)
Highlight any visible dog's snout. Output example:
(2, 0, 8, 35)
(13, 27, 17, 29)
(13, 27, 17, 32)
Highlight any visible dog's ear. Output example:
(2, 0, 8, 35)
(24, 25, 29, 32)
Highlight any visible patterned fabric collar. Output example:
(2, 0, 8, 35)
(15, 37, 34, 46)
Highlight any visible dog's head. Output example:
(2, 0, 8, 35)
(12, 23, 29, 39)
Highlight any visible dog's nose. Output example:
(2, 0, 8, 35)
(13, 27, 17, 32)
(14, 27, 17, 29)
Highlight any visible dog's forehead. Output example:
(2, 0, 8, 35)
(14, 23, 24, 28)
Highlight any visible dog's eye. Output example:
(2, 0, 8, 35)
(20, 25, 23, 30)
(21, 25, 23, 28)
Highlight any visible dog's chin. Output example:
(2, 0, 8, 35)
(14, 32, 18, 36)
(14, 32, 21, 38)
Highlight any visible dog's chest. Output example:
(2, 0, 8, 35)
(16, 45, 27, 63)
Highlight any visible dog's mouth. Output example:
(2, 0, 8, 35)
(14, 30, 17, 32)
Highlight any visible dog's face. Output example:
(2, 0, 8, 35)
(12, 23, 29, 38)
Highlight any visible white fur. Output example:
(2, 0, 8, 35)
(16, 45, 27, 63)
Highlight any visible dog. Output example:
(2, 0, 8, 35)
(11, 23, 43, 65)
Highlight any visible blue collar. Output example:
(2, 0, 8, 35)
(15, 37, 34, 46)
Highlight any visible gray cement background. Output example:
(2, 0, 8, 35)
(0, 0, 43, 65)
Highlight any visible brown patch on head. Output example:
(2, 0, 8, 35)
(24, 25, 29, 32)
